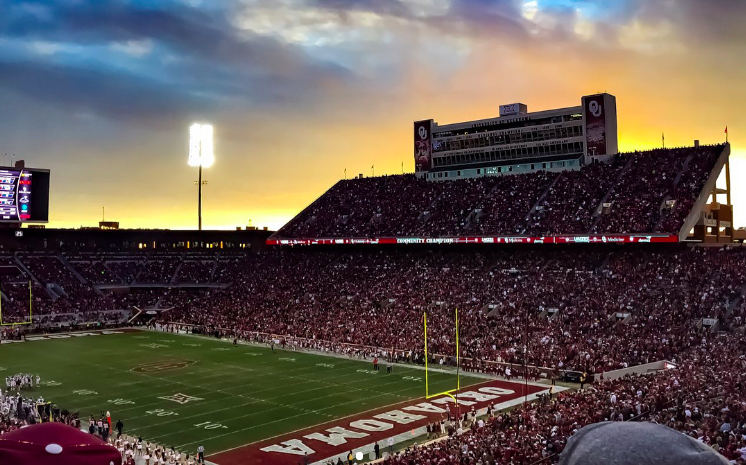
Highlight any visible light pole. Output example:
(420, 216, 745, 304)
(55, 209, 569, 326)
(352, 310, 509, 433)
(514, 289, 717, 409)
(189, 123, 214, 231)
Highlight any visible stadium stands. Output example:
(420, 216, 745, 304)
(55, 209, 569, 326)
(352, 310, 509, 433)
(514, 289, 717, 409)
(158, 246, 745, 374)
(274, 145, 724, 239)
(382, 333, 746, 464)
(2, 244, 745, 376)
(0, 143, 739, 464)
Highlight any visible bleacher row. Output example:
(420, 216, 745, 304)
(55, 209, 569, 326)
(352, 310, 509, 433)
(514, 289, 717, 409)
(0, 251, 246, 323)
(275, 145, 723, 238)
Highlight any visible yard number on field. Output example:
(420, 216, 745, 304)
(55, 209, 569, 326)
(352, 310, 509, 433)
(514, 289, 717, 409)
(194, 421, 228, 430)
(316, 363, 335, 368)
(108, 398, 135, 405)
(73, 389, 98, 395)
(146, 409, 179, 417)
(140, 343, 168, 349)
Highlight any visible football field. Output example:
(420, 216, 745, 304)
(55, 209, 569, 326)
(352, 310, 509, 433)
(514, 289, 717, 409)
(0, 329, 543, 464)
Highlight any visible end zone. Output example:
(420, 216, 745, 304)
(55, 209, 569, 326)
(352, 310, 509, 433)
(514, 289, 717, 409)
(208, 378, 559, 465)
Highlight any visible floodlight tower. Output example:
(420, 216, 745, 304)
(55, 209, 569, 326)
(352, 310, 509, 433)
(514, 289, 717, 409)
(188, 123, 214, 231)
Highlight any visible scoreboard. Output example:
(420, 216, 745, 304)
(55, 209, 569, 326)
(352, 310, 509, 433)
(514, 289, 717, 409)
(0, 168, 50, 223)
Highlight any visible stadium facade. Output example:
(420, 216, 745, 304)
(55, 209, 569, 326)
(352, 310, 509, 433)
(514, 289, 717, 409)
(414, 93, 618, 179)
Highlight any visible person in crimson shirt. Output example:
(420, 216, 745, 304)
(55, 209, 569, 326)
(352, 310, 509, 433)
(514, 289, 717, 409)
(373, 357, 379, 371)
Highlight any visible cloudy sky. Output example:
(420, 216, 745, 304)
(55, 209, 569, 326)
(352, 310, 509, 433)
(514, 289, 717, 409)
(0, 0, 743, 230)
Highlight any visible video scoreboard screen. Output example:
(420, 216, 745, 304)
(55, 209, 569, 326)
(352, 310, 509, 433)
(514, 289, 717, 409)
(0, 168, 50, 223)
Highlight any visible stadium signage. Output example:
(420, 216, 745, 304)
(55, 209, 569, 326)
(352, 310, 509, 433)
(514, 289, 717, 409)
(267, 234, 678, 247)
(499, 103, 526, 116)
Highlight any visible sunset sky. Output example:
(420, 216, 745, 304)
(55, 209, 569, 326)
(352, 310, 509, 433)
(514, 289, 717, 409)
(0, 0, 743, 231)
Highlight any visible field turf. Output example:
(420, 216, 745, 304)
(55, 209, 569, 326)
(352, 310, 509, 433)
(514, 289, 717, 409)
(0, 329, 483, 458)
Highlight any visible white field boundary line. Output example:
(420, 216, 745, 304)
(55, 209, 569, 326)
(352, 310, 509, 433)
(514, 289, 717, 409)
(138, 366, 462, 437)
(141, 363, 469, 444)
(204, 379, 563, 460)
(26, 328, 525, 456)
(109, 349, 457, 420)
(125, 367, 465, 431)
(30, 345, 371, 433)
(33, 338, 465, 449)
(172, 370, 476, 450)
(118, 360, 387, 419)
(78, 357, 410, 429)
(143, 327, 499, 380)
(128, 329, 482, 394)
(30, 330, 468, 444)
(36, 332, 435, 409)
(57, 354, 373, 407)
(123, 362, 435, 424)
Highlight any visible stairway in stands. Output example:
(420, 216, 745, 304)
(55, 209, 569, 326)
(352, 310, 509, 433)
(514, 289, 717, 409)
(588, 156, 635, 233)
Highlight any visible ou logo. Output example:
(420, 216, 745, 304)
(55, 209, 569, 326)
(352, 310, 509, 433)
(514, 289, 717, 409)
(418, 125, 428, 140)
(589, 100, 602, 117)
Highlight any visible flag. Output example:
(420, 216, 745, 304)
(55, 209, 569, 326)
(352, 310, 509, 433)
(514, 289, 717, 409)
(725, 126, 728, 134)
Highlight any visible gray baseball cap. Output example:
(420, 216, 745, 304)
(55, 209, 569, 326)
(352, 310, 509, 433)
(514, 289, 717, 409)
(559, 422, 729, 465)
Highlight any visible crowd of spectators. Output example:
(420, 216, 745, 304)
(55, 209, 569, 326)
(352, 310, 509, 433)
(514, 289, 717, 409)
(274, 145, 723, 239)
(594, 146, 720, 234)
(524, 161, 622, 236)
(175, 260, 216, 284)
(2, 243, 745, 377)
(2, 242, 745, 464)
(67, 259, 123, 284)
(382, 333, 746, 464)
(19, 254, 81, 285)
(136, 255, 181, 284)
(162, 245, 746, 374)
(2, 242, 744, 378)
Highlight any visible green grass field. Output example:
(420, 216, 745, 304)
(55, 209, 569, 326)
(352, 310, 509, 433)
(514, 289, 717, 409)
(0, 329, 482, 457)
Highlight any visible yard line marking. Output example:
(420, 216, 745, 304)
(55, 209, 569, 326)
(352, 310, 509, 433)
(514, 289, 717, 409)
(174, 375, 469, 450)
(145, 372, 465, 444)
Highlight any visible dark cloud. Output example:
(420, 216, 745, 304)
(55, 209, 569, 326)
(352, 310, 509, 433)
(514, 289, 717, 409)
(626, 0, 746, 44)
(3, 0, 342, 72)
(0, 60, 213, 122)
(2, 0, 745, 125)
(0, 0, 351, 122)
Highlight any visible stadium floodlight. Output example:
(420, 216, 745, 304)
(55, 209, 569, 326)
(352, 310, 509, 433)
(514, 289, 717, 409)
(189, 123, 214, 168)
(188, 123, 214, 231)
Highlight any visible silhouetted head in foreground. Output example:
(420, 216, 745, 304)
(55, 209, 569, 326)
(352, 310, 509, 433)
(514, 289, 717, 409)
(560, 422, 729, 465)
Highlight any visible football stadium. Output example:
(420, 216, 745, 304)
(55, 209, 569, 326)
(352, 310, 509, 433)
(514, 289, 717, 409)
(1, 2, 746, 465)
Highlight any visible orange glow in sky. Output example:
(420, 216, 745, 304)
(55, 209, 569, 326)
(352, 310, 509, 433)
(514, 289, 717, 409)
(0, 1, 742, 230)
